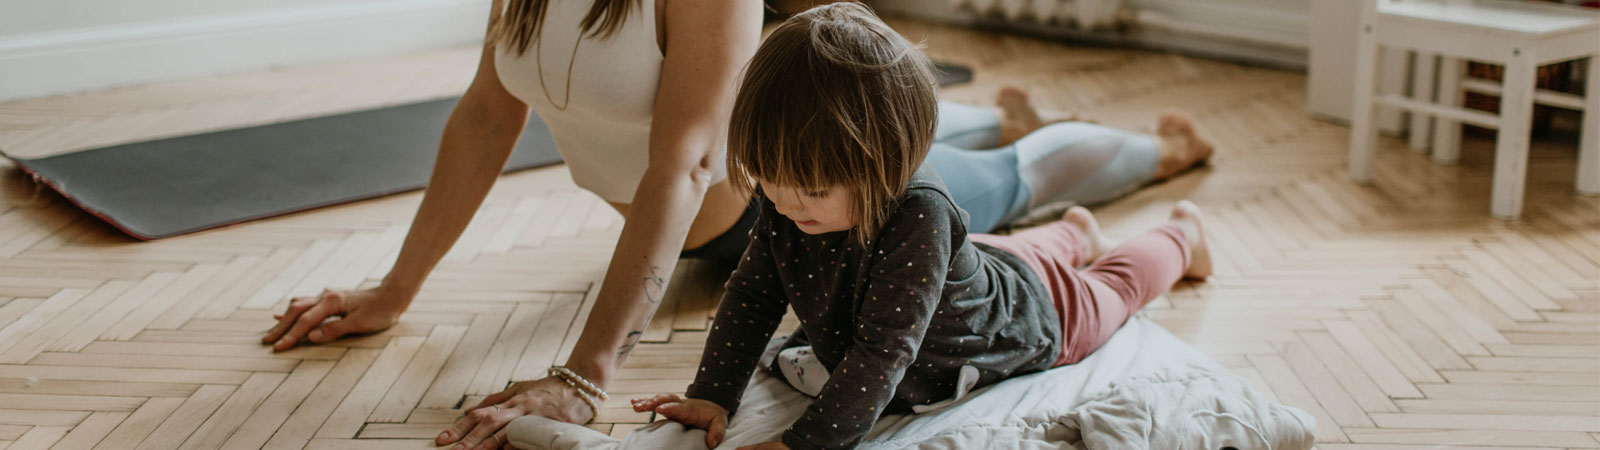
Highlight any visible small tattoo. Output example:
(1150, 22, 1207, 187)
(617, 330, 644, 358)
(643, 265, 667, 304)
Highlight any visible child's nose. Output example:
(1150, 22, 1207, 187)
(774, 198, 803, 216)
(775, 203, 798, 217)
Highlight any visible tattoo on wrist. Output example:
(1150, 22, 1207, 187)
(618, 265, 668, 359)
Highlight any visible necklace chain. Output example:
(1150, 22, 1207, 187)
(535, 25, 581, 111)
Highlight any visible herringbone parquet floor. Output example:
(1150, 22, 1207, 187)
(0, 18, 1596, 450)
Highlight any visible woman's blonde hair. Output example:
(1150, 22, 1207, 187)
(727, 2, 939, 246)
(489, 0, 636, 55)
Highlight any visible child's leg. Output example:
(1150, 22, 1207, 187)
(1060, 201, 1210, 364)
(968, 206, 1111, 271)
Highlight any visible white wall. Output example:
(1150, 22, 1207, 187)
(0, 0, 494, 102)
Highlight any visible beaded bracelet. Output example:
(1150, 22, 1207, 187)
(548, 366, 609, 401)
(553, 375, 602, 420)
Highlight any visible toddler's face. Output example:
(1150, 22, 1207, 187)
(761, 180, 857, 235)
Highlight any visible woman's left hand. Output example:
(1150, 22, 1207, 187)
(736, 442, 791, 450)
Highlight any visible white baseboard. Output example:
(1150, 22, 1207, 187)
(0, 0, 493, 102)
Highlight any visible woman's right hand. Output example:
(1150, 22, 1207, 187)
(632, 393, 729, 449)
(262, 286, 409, 351)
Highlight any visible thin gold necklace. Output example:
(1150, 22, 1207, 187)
(535, 24, 581, 111)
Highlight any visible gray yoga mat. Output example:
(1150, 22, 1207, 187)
(1, 63, 973, 240)
(1, 98, 563, 240)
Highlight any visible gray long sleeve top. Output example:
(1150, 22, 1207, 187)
(684, 166, 1063, 450)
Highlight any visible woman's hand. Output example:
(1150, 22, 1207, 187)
(263, 287, 408, 351)
(437, 377, 596, 450)
(632, 394, 729, 449)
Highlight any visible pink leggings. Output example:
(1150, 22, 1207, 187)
(971, 221, 1190, 366)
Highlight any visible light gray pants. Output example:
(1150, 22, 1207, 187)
(928, 101, 1161, 233)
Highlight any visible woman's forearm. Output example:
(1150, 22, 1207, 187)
(563, 165, 715, 386)
(381, 83, 530, 300)
(562, 0, 762, 388)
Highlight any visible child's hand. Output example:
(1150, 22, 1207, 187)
(736, 442, 790, 450)
(631, 394, 729, 448)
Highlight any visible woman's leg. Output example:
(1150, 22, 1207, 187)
(929, 120, 1170, 232)
(1012, 121, 1165, 208)
(924, 142, 1027, 233)
(931, 88, 1213, 230)
(934, 100, 1005, 149)
(935, 87, 1086, 149)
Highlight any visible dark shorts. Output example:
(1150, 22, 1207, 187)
(678, 200, 760, 263)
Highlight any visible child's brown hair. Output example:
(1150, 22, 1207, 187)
(726, 2, 939, 245)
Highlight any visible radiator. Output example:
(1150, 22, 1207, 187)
(948, 0, 1129, 30)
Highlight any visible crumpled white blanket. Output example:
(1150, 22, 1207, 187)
(507, 317, 1315, 449)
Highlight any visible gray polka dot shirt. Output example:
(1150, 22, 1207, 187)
(685, 167, 1062, 450)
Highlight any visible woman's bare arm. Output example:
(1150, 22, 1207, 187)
(264, 36, 531, 350)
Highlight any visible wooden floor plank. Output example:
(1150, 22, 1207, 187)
(90, 398, 184, 450)
(130, 385, 235, 450)
(4, 426, 69, 450)
(1369, 413, 1600, 432)
(177, 372, 285, 450)
(261, 349, 380, 450)
(314, 337, 425, 439)
(218, 360, 335, 450)
(369, 326, 467, 423)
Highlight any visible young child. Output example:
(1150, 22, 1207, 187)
(630, 4, 1211, 449)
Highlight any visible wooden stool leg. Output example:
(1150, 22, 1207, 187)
(1579, 56, 1599, 196)
(1409, 51, 1437, 151)
(1433, 56, 1464, 164)
(1349, 27, 1383, 183)
(1492, 53, 1537, 219)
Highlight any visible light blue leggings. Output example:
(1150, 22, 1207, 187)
(927, 101, 1161, 233)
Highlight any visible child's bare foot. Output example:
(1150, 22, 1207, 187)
(1167, 200, 1212, 280)
(1062, 206, 1113, 264)
(1154, 111, 1215, 179)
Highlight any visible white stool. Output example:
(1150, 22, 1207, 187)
(1348, 0, 1600, 218)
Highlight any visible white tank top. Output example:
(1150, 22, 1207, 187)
(494, 0, 671, 203)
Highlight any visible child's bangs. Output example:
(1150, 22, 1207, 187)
(730, 94, 868, 195)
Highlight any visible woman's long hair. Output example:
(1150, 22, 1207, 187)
(490, 0, 639, 55)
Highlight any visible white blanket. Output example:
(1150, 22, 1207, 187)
(507, 317, 1315, 449)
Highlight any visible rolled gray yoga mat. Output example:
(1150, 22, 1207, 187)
(1, 98, 563, 239)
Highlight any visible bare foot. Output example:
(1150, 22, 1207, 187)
(1154, 111, 1215, 179)
(1062, 206, 1113, 265)
(996, 86, 1093, 146)
(998, 86, 1046, 146)
(1167, 200, 1212, 280)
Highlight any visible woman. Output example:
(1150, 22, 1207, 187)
(260, 1, 1211, 449)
